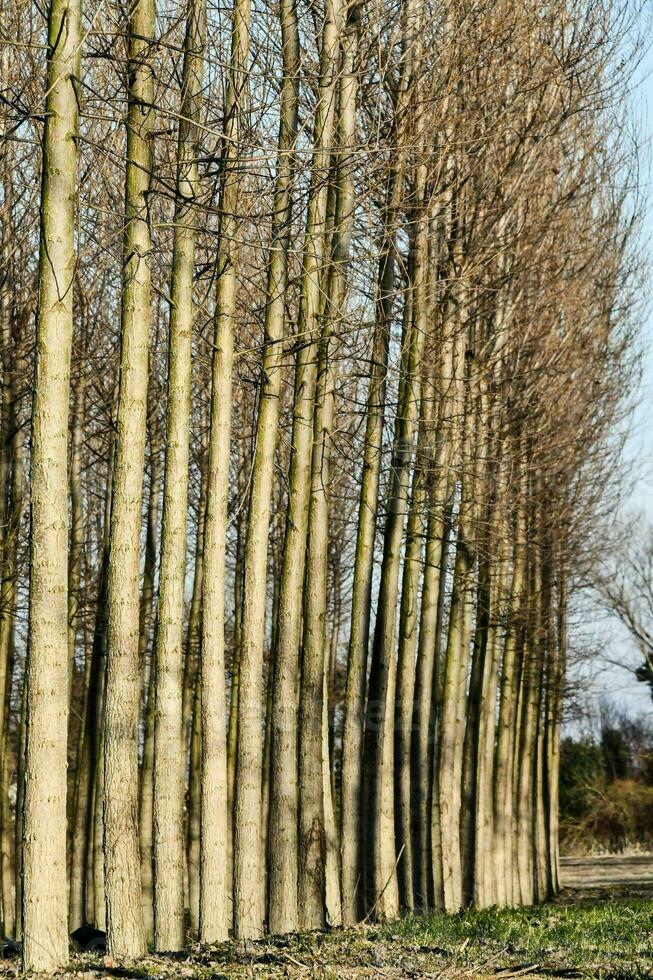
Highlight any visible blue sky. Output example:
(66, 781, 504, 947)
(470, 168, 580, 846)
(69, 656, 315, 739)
(572, 14, 653, 724)
(627, 14, 653, 512)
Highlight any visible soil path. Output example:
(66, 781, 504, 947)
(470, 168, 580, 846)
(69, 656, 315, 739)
(559, 853, 653, 901)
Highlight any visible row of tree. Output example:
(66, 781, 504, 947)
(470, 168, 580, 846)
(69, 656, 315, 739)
(0, 0, 641, 971)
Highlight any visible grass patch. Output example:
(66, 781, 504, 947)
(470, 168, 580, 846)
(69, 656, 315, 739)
(1, 896, 650, 978)
(382, 899, 653, 977)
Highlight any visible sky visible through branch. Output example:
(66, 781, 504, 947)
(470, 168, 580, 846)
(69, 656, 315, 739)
(574, 12, 653, 723)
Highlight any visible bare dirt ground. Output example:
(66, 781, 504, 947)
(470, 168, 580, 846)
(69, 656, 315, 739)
(559, 852, 653, 902)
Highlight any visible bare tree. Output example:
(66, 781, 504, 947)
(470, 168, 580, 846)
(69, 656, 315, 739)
(595, 519, 653, 701)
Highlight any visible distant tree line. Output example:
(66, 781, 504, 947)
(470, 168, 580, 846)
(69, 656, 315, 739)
(560, 704, 653, 853)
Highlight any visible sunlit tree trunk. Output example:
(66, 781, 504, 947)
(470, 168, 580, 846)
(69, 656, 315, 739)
(393, 193, 437, 911)
(22, 0, 80, 965)
(264, 0, 344, 935)
(394, 394, 429, 912)
(187, 674, 201, 933)
(0, 118, 14, 937)
(152, 0, 206, 949)
(104, 0, 155, 957)
(437, 338, 477, 913)
(429, 492, 454, 912)
(67, 305, 86, 702)
(364, 254, 426, 921)
(0, 431, 24, 938)
(340, 3, 423, 923)
(460, 386, 491, 906)
(493, 458, 526, 908)
(13, 679, 25, 939)
(203, 0, 252, 941)
(339, 191, 395, 925)
(411, 293, 456, 913)
(515, 495, 544, 905)
(473, 446, 506, 908)
(226, 485, 243, 833)
(298, 9, 357, 930)
(239, 0, 300, 935)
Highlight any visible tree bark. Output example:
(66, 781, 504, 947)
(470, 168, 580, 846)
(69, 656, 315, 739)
(411, 301, 456, 913)
(104, 0, 155, 957)
(22, 0, 81, 965)
(363, 260, 425, 921)
(262, 0, 344, 936)
(152, 0, 206, 949)
(202, 0, 252, 941)
(297, 11, 358, 931)
(260, 0, 303, 933)
(437, 345, 477, 913)
(138, 432, 161, 942)
(69, 459, 112, 931)
(493, 460, 526, 908)
(340, 5, 419, 922)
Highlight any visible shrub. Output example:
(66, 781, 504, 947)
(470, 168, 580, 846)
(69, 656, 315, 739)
(560, 779, 653, 854)
(559, 737, 606, 820)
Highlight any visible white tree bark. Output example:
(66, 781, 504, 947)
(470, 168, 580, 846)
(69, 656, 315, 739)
(104, 0, 155, 958)
(153, 0, 206, 951)
(22, 0, 80, 968)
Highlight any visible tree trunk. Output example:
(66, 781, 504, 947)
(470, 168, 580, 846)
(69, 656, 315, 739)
(202, 0, 252, 941)
(546, 567, 566, 895)
(187, 670, 201, 933)
(137, 408, 162, 942)
(493, 462, 526, 908)
(22, 0, 81, 965)
(183, 445, 207, 931)
(263, 0, 343, 936)
(104, 0, 155, 957)
(13, 679, 25, 939)
(411, 302, 456, 913)
(152, 0, 206, 949)
(460, 388, 491, 906)
(364, 231, 428, 921)
(437, 351, 477, 913)
(297, 10, 357, 931)
(260, 0, 302, 933)
(515, 505, 543, 906)
(181, 443, 207, 767)
(69, 480, 111, 931)
(68, 331, 86, 696)
(0, 293, 25, 937)
(473, 461, 506, 908)
(394, 395, 429, 913)
(340, 6, 419, 922)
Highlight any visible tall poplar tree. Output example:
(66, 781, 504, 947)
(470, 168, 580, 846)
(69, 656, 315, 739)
(266, 0, 345, 934)
(152, 0, 206, 951)
(22, 0, 81, 968)
(202, 0, 252, 941)
(104, 0, 155, 958)
(246, 0, 300, 937)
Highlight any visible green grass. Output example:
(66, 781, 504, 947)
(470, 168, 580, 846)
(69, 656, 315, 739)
(2, 897, 651, 978)
(381, 899, 653, 977)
